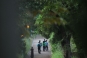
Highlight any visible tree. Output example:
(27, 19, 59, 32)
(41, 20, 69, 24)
(20, 0, 87, 58)
(61, 0, 87, 58)
(35, 1, 72, 58)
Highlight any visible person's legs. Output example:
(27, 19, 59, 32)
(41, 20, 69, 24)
(39, 47, 41, 54)
(38, 50, 41, 54)
(43, 46, 45, 51)
(47, 46, 48, 51)
(45, 46, 47, 51)
(38, 48, 39, 53)
(38, 47, 41, 54)
(44, 46, 46, 51)
(43, 46, 44, 51)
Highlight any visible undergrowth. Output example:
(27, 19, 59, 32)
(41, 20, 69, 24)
(51, 43, 64, 58)
(17, 34, 35, 58)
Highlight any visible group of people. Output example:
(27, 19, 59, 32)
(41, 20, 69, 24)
(37, 39, 48, 54)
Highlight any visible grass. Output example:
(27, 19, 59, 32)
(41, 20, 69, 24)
(49, 32, 64, 58)
(51, 36, 78, 58)
(52, 51, 64, 58)
(51, 43, 64, 58)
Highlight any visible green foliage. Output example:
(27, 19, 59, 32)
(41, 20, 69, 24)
(17, 53, 23, 58)
(72, 56, 78, 58)
(17, 37, 33, 58)
(23, 37, 32, 53)
(20, 0, 87, 57)
(49, 32, 55, 42)
(51, 42, 64, 58)
(35, 1, 67, 41)
(19, 0, 37, 38)
(35, 14, 44, 25)
(52, 51, 64, 58)
(70, 36, 77, 52)
(61, 0, 87, 57)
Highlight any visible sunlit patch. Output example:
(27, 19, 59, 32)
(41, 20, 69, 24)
(27, 25, 29, 28)
(21, 35, 24, 37)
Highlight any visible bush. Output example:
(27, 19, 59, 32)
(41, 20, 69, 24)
(51, 42, 64, 58)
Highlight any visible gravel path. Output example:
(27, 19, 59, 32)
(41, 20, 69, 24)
(26, 35, 51, 58)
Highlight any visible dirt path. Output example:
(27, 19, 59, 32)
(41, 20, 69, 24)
(26, 35, 51, 58)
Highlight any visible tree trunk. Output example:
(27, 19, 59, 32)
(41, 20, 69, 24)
(65, 33, 71, 58)
(61, 33, 71, 58)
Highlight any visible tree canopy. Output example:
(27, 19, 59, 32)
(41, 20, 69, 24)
(19, 0, 87, 58)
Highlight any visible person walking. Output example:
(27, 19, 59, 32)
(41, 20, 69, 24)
(45, 40, 48, 51)
(37, 40, 42, 54)
(43, 39, 46, 51)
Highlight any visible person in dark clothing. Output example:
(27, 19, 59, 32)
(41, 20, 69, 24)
(37, 40, 42, 54)
(43, 39, 46, 51)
